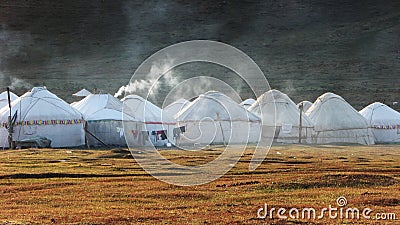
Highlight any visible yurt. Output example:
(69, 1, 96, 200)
(73, 94, 138, 146)
(297, 100, 313, 113)
(248, 90, 314, 143)
(163, 98, 190, 118)
(122, 95, 175, 147)
(175, 91, 261, 146)
(0, 91, 18, 110)
(306, 92, 374, 145)
(240, 98, 256, 110)
(360, 102, 400, 143)
(0, 87, 85, 148)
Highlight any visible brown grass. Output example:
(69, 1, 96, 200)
(0, 145, 399, 224)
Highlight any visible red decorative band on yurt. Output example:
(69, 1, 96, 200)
(1, 119, 84, 128)
(145, 121, 176, 125)
(372, 125, 400, 129)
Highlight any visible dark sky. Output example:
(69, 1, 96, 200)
(0, 0, 399, 107)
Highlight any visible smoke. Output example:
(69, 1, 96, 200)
(0, 68, 30, 90)
(114, 57, 178, 98)
(114, 78, 158, 98)
(166, 77, 214, 104)
(162, 75, 243, 108)
(9, 77, 31, 90)
(0, 70, 31, 91)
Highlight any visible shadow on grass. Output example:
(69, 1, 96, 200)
(0, 172, 148, 179)
(273, 174, 398, 190)
(369, 198, 400, 206)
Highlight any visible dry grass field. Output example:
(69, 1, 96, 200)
(0, 145, 399, 224)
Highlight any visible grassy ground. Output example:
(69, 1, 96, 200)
(0, 145, 399, 224)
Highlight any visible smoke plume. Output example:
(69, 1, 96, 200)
(114, 57, 178, 98)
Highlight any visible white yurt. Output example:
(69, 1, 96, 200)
(73, 94, 138, 147)
(0, 91, 18, 110)
(0, 87, 85, 148)
(175, 91, 261, 146)
(122, 95, 175, 147)
(360, 102, 400, 143)
(163, 98, 190, 118)
(306, 92, 374, 145)
(297, 100, 313, 113)
(240, 98, 256, 110)
(248, 90, 314, 143)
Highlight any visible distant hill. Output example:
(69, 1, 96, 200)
(1, 0, 399, 110)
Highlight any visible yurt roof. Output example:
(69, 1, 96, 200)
(297, 100, 313, 112)
(0, 91, 19, 110)
(306, 92, 369, 130)
(72, 88, 92, 97)
(0, 87, 83, 123)
(122, 95, 174, 123)
(248, 89, 313, 127)
(0, 91, 18, 101)
(240, 98, 256, 106)
(360, 102, 400, 127)
(176, 91, 261, 122)
(73, 94, 136, 121)
(163, 98, 190, 117)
